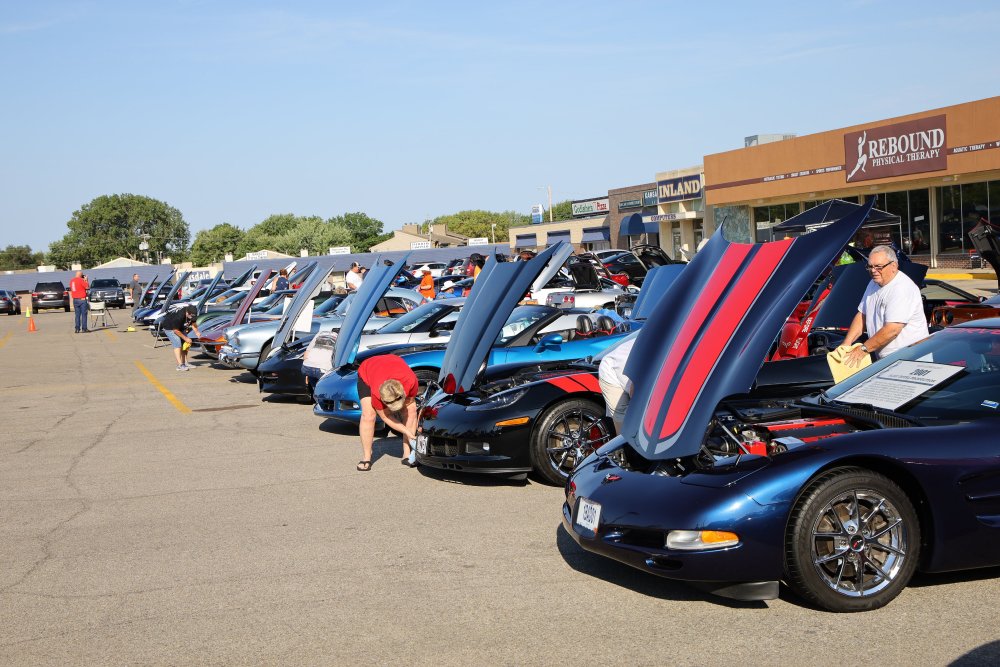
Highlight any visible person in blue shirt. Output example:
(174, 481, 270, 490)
(274, 269, 289, 291)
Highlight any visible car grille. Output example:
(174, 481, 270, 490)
(428, 437, 460, 457)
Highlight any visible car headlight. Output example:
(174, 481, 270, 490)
(665, 530, 739, 551)
(228, 332, 240, 347)
(468, 388, 528, 411)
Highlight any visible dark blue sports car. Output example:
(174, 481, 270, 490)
(563, 201, 1000, 612)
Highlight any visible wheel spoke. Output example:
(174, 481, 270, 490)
(869, 541, 906, 557)
(814, 548, 849, 565)
(855, 555, 865, 592)
(861, 498, 886, 526)
(865, 556, 892, 583)
(870, 518, 902, 540)
(833, 558, 847, 590)
(850, 490, 860, 525)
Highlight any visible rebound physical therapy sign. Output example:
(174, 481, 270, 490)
(844, 115, 947, 183)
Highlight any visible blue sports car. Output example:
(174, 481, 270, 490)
(312, 243, 633, 425)
(562, 200, 1000, 612)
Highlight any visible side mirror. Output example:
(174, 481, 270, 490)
(534, 333, 563, 352)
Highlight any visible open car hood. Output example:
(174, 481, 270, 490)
(969, 221, 1000, 290)
(623, 199, 874, 460)
(566, 262, 602, 291)
(195, 267, 244, 314)
(160, 271, 191, 312)
(228, 265, 257, 290)
(439, 242, 573, 394)
(229, 269, 274, 328)
(269, 261, 324, 354)
(137, 274, 159, 307)
(148, 271, 176, 305)
(630, 265, 685, 321)
(332, 256, 411, 369)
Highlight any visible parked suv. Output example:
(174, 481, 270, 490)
(31, 281, 70, 312)
(88, 278, 126, 308)
(0, 290, 21, 315)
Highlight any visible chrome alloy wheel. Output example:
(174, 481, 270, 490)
(544, 407, 611, 478)
(810, 490, 908, 598)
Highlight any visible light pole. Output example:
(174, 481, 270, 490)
(490, 223, 496, 244)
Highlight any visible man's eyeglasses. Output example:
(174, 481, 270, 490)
(866, 260, 896, 272)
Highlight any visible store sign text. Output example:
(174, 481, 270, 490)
(844, 115, 947, 183)
(618, 198, 642, 211)
(658, 174, 703, 203)
(572, 198, 609, 216)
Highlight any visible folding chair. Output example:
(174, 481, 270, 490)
(89, 299, 117, 329)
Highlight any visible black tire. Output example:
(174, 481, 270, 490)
(785, 467, 920, 612)
(413, 369, 438, 395)
(256, 341, 272, 370)
(530, 398, 612, 486)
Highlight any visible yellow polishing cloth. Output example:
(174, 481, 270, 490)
(182, 341, 191, 351)
(827, 344, 872, 383)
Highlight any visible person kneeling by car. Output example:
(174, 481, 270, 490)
(162, 305, 201, 371)
(356, 354, 419, 471)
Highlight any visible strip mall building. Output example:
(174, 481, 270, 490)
(704, 96, 1000, 267)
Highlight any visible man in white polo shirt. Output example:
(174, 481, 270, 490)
(843, 245, 929, 367)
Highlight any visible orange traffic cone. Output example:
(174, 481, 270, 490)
(27, 316, 37, 333)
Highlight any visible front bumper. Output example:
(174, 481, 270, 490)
(312, 370, 363, 423)
(257, 357, 310, 396)
(560, 451, 786, 600)
(414, 396, 536, 475)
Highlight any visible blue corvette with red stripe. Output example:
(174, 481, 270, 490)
(562, 199, 1000, 612)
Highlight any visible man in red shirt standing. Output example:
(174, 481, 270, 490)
(356, 354, 419, 471)
(69, 270, 90, 333)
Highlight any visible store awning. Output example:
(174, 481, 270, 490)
(546, 230, 571, 246)
(581, 227, 610, 243)
(515, 234, 537, 248)
(772, 198, 899, 232)
(620, 213, 658, 236)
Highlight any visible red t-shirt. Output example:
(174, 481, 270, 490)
(69, 277, 89, 299)
(358, 354, 418, 410)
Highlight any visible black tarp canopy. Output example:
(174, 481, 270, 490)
(772, 198, 899, 233)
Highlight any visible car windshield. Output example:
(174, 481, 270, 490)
(315, 294, 346, 316)
(188, 286, 209, 300)
(378, 302, 454, 334)
(256, 291, 293, 310)
(495, 306, 551, 346)
(219, 291, 248, 306)
(823, 327, 1000, 421)
(90, 279, 119, 288)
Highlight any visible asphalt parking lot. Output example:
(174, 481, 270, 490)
(2, 309, 999, 666)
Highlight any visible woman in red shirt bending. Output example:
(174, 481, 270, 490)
(356, 354, 420, 471)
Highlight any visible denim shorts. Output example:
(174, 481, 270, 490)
(165, 330, 183, 349)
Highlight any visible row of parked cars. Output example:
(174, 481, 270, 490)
(129, 204, 1000, 613)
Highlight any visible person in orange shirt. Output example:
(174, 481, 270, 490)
(418, 269, 435, 300)
(68, 270, 90, 333)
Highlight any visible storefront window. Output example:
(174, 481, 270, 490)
(908, 189, 930, 255)
(962, 181, 989, 242)
(937, 185, 963, 253)
(990, 180, 1000, 227)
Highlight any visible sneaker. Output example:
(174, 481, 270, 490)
(176, 364, 190, 371)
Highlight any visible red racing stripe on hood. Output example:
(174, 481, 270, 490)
(642, 243, 752, 436)
(658, 238, 793, 439)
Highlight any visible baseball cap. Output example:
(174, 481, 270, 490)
(379, 379, 406, 413)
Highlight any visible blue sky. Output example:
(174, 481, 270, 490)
(2, 1, 999, 251)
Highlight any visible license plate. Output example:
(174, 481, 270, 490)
(576, 498, 601, 533)
(416, 435, 428, 455)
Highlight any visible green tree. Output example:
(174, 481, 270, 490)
(0, 245, 45, 270)
(424, 209, 530, 243)
(48, 194, 189, 269)
(236, 213, 303, 257)
(545, 200, 574, 222)
(190, 223, 245, 266)
(331, 212, 391, 252)
(274, 218, 353, 256)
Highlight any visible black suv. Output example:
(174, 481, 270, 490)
(0, 290, 21, 315)
(31, 281, 70, 312)
(88, 278, 126, 308)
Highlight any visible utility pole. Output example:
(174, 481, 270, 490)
(548, 185, 553, 222)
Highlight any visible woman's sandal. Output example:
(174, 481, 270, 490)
(356, 460, 372, 472)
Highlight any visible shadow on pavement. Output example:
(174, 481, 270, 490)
(950, 641, 1000, 666)
(417, 466, 531, 487)
(554, 523, 768, 608)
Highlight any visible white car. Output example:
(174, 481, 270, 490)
(412, 262, 449, 277)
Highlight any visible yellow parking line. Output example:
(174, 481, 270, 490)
(103, 329, 117, 341)
(134, 360, 192, 414)
(0, 331, 11, 349)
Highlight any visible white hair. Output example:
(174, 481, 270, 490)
(870, 245, 897, 263)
